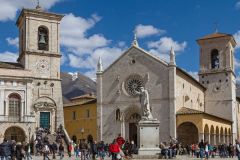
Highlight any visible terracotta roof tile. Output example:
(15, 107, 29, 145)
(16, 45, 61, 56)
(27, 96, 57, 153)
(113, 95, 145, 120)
(198, 32, 232, 41)
(176, 107, 204, 115)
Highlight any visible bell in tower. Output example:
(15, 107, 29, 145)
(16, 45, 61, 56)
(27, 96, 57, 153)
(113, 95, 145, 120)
(39, 33, 46, 44)
(38, 26, 48, 51)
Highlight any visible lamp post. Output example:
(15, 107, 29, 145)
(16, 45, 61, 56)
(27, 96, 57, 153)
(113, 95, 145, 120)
(28, 126, 31, 143)
(80, 128, 84, 140)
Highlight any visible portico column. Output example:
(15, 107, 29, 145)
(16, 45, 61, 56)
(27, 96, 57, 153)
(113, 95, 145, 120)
(208, 133, 210, 143)
(213, 134, 216, 145)
(121, 118, 125, 138)
(199, 132, 204, 142)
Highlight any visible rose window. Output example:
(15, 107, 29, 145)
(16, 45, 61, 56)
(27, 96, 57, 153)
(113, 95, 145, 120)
(125, 74, 143, 96)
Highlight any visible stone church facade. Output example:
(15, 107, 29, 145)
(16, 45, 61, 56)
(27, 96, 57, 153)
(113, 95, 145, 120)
(0, 7, 64, 142)
(97, 33, 240, 145)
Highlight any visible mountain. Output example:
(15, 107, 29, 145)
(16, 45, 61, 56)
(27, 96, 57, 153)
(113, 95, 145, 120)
(61, 72, 96, 103)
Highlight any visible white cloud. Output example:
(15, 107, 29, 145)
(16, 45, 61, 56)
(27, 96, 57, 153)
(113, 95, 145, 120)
(147, 37, 187, 62)
(60, 13, 127, 79)
(0, 0, 61, 21)
(61, 13, 109, 54)
(60, 52, 67, 65)
(234, 31, 240, 49)
(235, 58, 240, 69)
(68, 47, 125, 71)
(135, 24, 165, 38)
(236, 1, 240, 10)
(148, 37, 187, 53)
(0, 51, 18, 62)
(6, 37, 19, 48)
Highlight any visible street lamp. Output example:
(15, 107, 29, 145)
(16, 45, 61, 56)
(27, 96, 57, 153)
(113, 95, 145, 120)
(28, 126, 31, 143)
(80, 128, 84, 140)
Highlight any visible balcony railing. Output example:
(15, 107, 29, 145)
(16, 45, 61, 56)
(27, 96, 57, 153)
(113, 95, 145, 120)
(0, 115, 35, 123)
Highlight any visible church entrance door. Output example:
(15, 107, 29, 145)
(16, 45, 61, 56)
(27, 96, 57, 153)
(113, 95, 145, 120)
(128, 113, 141, 145)
(129, 123, 137, 145)
(4, 127, 25, 142)
(40, 112, 50, 129)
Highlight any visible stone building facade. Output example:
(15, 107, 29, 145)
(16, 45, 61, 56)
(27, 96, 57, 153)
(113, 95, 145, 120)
(0, 7, 64, 142)
(97, 33, 240, 145)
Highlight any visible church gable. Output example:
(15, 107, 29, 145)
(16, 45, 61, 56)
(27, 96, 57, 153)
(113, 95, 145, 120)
(103, 46, 168, 75)
(101, 46, 170, 102)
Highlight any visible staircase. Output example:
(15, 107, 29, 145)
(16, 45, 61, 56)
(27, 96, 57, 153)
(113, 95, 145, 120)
(46, 133, 68, 152)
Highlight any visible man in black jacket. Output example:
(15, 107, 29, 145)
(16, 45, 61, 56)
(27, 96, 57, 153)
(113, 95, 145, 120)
(0, 138, 12, 160)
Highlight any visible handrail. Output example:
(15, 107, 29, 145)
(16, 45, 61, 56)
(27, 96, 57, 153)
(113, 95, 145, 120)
(63, 128, 71, 144)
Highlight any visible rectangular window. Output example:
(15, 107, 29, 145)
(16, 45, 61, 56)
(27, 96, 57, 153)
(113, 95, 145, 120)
(86, 109, 90, 118)
(0, 80, 4, 85)
(72, 111, 76, 120)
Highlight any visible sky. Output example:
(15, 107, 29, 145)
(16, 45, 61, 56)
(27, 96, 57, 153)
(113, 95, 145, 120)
(0, 0, 240, 80)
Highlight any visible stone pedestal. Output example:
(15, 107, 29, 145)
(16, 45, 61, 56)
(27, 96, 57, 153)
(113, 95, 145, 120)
(137, 119, 161, 155)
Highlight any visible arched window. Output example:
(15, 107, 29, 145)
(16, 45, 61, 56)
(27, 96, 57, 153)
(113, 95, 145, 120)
(116, 109, 121, 121)
(8, 94, 21, 118)
(38, 26, 48, 51)
(211, 49, 219, 69)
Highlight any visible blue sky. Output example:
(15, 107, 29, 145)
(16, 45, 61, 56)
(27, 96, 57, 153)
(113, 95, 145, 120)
(1, 0, 240, 80)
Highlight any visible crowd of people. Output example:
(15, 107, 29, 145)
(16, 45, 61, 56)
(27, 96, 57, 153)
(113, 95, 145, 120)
(160, 138, 240, 160)
(66, 134, 137, 160)
(0, 130, 240, 160)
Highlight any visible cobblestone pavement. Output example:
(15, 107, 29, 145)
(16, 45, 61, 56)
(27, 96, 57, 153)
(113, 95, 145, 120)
(31, 155, 239, 160)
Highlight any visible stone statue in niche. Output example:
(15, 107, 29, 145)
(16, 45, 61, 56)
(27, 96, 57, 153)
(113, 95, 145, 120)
(135, 87, 153, 120)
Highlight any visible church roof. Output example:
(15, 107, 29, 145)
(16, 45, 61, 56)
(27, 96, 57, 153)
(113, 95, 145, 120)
(70, 93, 96, 100)
(176, 107, 233, 122)
(16, 8, 64, 26)
(197, 32, 237, 47)
(63, 98, 96, 108)
(198, 32, 232, 40)
(102, 45, 205, 90)
(176, 107, 204, 115)
(0, 62, 24, 69)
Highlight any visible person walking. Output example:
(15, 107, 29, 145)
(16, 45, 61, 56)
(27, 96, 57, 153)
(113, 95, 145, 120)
(24, 143, 32, 160)
(59, 142, 64, 160)
(90, 141, 98, 160)
(1, 138, 11, 160)
(98, 141, 106, 160)
(204, 142, 209, 160)
(198, 140, 205, 159)
(51, 142, 58, 159)
(15, 142, 24, 160)
(43, 144, 50, 160)
(109, 139, 120, 160)
(236, 139, 240, 160)
(79, 139, 88, 160)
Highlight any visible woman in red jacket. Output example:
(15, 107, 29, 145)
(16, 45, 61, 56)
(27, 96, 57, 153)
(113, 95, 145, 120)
(109, 139, 120, 160)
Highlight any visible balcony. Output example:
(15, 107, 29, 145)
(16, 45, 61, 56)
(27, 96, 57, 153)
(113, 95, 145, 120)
(0, 115, 35, 123)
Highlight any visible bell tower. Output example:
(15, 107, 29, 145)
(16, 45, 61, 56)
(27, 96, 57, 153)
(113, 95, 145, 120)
(197, 32, 237, 141)
(16, 6, 63, 78)
(15, 6, 65, 131)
